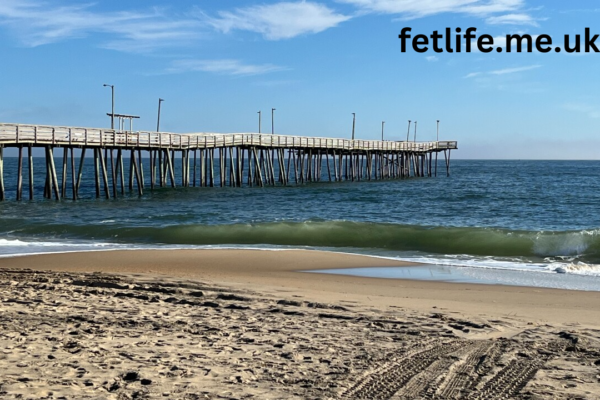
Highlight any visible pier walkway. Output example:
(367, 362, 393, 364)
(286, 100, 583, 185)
(0, 123, 457, 200)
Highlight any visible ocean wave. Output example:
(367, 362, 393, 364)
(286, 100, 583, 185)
(3, 221, 600, 264)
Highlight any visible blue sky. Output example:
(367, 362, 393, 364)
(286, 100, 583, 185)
(0, 0, 599, 159)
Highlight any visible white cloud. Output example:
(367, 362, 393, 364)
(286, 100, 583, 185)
(426, 55, 439, 61)
(465, 64, 541, 78)
(166, 59, 286, 76)
(490, 65, 541, 75)
(486, 13, 539, 26)
(338, 0, 525, 18)
(205, 2, 351, 40)
(563, 103, 600, 119)
(0, 0, 203, 52)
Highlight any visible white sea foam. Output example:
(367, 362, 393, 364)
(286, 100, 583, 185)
(532, 229, 600, 257)
(548, 262, 600, 276)
(394, 254, 600, 277)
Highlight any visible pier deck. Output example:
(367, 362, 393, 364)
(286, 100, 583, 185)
(0, 123, 457, 201)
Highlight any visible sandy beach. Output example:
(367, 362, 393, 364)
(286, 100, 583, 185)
(1, 249, 600, 399)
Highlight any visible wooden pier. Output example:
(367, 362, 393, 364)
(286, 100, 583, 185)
(0, 123, 457, 201)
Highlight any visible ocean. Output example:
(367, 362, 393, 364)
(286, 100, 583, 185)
(1, 158, 600, 290)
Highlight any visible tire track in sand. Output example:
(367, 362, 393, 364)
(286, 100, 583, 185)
(340, 340, 466, 399)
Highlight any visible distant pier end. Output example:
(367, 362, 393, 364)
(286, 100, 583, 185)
(0, 123, 457, 201)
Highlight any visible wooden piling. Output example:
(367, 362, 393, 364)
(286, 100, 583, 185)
(220, 148, 225, 187)
(128, 151, 135, 191)
(76, 148, 86, 198)
(150, 150, 155, 190)
(291, 150, 298, 184)
(28, 146, 34, 200)
(99, 148, 110, 199)
(159, 150, 164, 187)
(193, 150, 197, 187)
(444, 150, 451, 177)
(229, 147, 236, 187)
(238, 148, 244, 187)
(47, 147, 61, 201)
(94, 148, 101, 199)
(70, 148, 76, 200)
(110, 149, 117, 198)
(16, 146, 23, 201)
(44, 149, 50, 199)
(0, 146, 4, 201)
(61, 147, 68, 198)
(209, 149, 215, 187)
(131, 150, 143, 195)
(117, 149, 125, 195)
(247, 148, 254, 187)
(252, 148, 264, 187)
(332, 151, 338, 181)
(200, 149, 206, 187)
(166, 149, 176, 188)
(138, 150, 145, 189)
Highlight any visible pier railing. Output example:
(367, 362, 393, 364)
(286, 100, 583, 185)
(0, 123, 457, 152)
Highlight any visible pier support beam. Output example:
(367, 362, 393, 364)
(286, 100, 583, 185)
(28, 146, 34, 200)
(200, 150, 206, 187)
(132, 150, 143, 196)
(98, 148, 110, 199)
(47, 147, 61, 201)
(110, 150, 117, 198)
(70, 148, 76, 200)
(76, 148, 86, 199)
(117, 149, 125, 195)
(166, 149, 176, 188)
(93, 149, 100, 198)
(0, 146, 4, 201)
(61, 147, 68, 199)
(16, 146, 23, 201)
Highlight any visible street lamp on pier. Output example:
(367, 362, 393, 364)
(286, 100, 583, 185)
(103, 84, 115, 129)
(157, 98, 164, 132)
(271, 108, 276, 135)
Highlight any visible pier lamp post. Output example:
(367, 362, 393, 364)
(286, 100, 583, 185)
(351, 113, 356, 140)
(258, 111, 261, 133)
(437, 120, 440, 142)
(381, 121, 385, 141)
(406, 120, 411, 142)
(103, 84, 115, 129)
(271, 108, 276, 135)
(157, 98, 164, 132)
(414, 121, 418, 142)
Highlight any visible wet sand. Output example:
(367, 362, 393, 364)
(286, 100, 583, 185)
(1, 249, 599, 399)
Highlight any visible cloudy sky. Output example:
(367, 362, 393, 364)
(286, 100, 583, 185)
(0, 0, 599, 158)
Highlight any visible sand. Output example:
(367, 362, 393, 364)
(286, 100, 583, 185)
(1, 249, 599, 399)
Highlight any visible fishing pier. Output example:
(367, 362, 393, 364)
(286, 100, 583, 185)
(0, 123, 457, 201)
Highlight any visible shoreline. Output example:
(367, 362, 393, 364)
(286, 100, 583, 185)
(1, 248, 600, 327)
